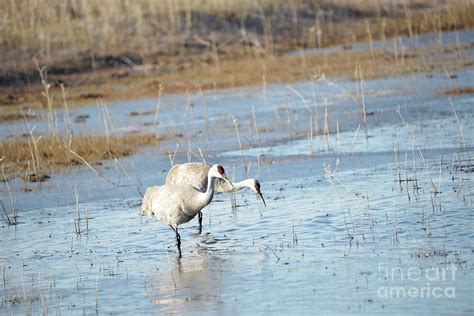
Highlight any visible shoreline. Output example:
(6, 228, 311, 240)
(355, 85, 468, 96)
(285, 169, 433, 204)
(1, 28, 472, 114)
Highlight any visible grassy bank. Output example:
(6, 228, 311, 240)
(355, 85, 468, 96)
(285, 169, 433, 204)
(3, 39, 472, 112)
(1, 133, 160, 179)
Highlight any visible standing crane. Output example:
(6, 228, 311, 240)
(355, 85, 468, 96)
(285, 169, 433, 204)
(165, 162, 266, 233)
(140, 164, 232, 257)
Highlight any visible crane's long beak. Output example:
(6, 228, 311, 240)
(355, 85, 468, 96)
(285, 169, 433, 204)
(222, 173, 234, 189)
(256, 189, 266, 207)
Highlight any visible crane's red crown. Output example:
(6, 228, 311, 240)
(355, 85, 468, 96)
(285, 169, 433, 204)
(255, 181, 261, 192)
(217, 165, 225, 175)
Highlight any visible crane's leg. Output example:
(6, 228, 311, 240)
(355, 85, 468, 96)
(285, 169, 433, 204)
(175, 227, 182, 258)
(198, 211, 203, 234)
(170, 225, 182, 258)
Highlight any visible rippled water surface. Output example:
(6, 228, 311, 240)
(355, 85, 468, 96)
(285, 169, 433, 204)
(1, 33, 474, 315)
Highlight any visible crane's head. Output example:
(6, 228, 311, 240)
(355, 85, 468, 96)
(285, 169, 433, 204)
(249, 179, 266, 207)
(209, 164, 233, 188)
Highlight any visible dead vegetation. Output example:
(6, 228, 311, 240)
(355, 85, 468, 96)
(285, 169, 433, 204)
(0, 133, 160, 179)
(436, 87, 474, 96)
(0, 0, 473, 108)
(0, 113, 36, 122)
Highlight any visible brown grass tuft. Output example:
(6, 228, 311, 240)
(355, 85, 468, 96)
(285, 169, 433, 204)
(0, 113, 36, 122)
(436, 87, 474, 96)
(0, 133, 160, 178)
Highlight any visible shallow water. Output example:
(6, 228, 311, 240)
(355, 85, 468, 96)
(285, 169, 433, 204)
(1, 146, 473, 314)
(1, 34, 474, 314)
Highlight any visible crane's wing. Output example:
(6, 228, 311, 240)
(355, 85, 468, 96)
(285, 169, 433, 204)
(165, 163, 210, 192)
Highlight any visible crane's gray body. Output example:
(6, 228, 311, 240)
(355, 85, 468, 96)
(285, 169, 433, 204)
(140, 183, 213, 226)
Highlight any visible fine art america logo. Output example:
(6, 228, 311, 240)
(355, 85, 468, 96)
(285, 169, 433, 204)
(377, 263, 456, 299)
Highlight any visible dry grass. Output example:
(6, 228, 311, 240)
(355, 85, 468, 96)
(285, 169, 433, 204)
(0, 1, 472, 109)
(1, 0, 473, 87)
(436, 87, 474, 96)
(0, 113, 36, 122)
(0, 133, 160, 178)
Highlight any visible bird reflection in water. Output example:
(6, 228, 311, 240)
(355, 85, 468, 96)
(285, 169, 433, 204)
(148, 250, 228, 314)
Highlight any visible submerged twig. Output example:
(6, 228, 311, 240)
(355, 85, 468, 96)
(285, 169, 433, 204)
(1, 200, 15, 226)
(1, 164, 16, 223)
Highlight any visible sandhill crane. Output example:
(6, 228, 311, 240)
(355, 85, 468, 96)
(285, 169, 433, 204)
(140, 164, 232, 257)
(166, 162, 266, 233)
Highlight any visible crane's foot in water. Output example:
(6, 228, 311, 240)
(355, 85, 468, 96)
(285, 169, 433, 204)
(176, 233, 182, 258)
(172, 226, 182, 258)
(198, 211, 203, 234)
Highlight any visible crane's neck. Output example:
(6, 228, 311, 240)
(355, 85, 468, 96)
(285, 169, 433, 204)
(218, 178, 252, 192)
(197, 175, 216, 206)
